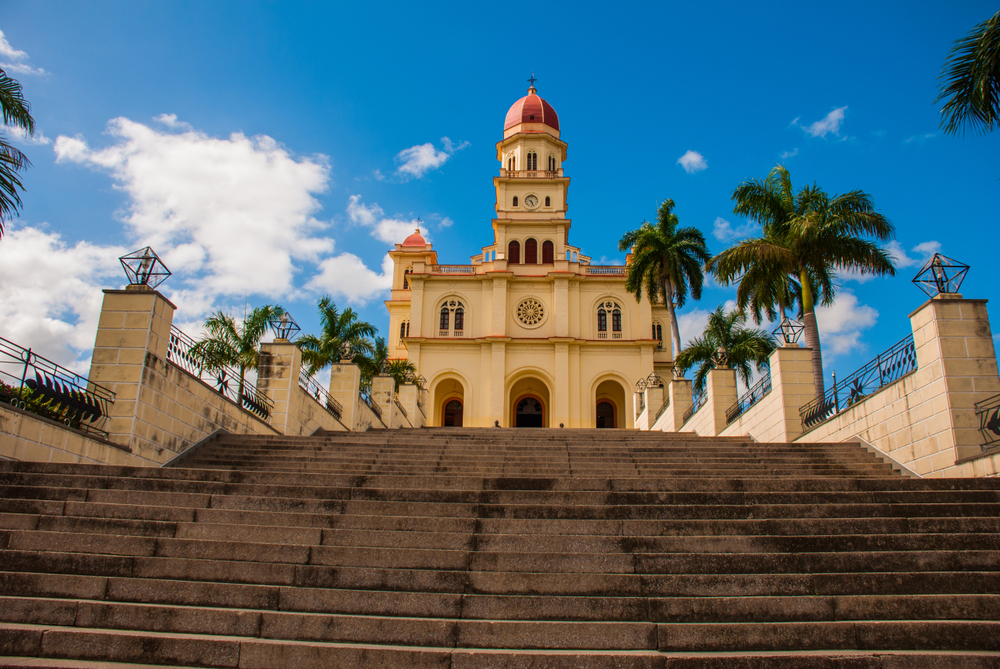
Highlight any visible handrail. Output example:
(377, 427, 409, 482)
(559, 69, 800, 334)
(799, 334, 917, 432)
(976, 393, 1000, 448)
(586, 266, 627, 276)
(431, 265, 476, 275)
(726, 371, 772, 425)
(654, 397, 671, 423)
(0, 335, 115, 438)
(394, 398, 408, 420)
(682, 390, 707, 425)
(360, 390, 383, 419)
(166, 326, 273, 423)
(297, 367, 343, 420)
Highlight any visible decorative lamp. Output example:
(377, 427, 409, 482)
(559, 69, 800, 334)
(269, 312, 300, 342)
(772, 317, 805, 345)
(379, 360, 392, 375)
(635, 378, 647, 392)
(417, 375, 427, 389)
(912, 253, 969, 297)
(119, 247, 171, 289)
(646, 372, 662, 388)
(338, 341, 353, 362)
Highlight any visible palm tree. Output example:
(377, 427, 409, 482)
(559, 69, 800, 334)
(674, 306, 776, 395)
(937, 10, 1000, 135)
(618, 199, 711, 361)
(0, 67, 35, 238)
(385, 358, 419, 392)
(189, 305, 284, 407)
(708, 165, 896, 398)
(358, 336, 389, 394)
(298, 296, 377, 376)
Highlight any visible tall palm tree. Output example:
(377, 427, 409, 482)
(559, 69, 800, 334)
(708, 165, 896, 398)
(298, 296, 377, 376)
(358, 336, 389, 394)
(937, 10, 1000, 135)
(618, 199, 710, 361)
(674, 306, 775, 395)
(0, 67, 35, 238)
(189, 305, 284, 407)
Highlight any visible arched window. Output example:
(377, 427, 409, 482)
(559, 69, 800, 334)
(508, 240, 520, 264)
(548, 155, 556, 171)
(400, 321, 407, 340)
(507, 156, 515, 171)
(544, 196, 551, 207)
(542, 240, 554, 264)
(439, 300, 466, 337)
(597, 300, 622, 339)
(402, 268, 411, 290)
(512, 196, 519, 207)
(406, 321, 410, 337)
(653, 322, 663, 349)
(524, 238, 538, 264)
(527, 151, 538, 170)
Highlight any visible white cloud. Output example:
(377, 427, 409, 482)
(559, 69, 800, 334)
(394, 136, 468, 179)
(712, 217, 760, 243)
(4, 124, 51, 145)
(801, 106, 847, 138)
(438, 217, 454, 229)
(903, 133, 936, 145)
(815, 292, 878, 357)
(306, 252, 393, 305)
(53, 116, 334, 308)
(678, 309, 711, 349)
(780, 148, 798, 159)
(677, 150, 707, 174)
(347, 194, 426, 244)
(597, 256, 624, 266)
(886, 240, 941, 270)
(0, 30, 47, 76)
(0, 225, 126, 372)
(154, 113, 193, 131)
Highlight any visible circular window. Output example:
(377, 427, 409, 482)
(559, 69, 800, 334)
(515, 297, 546, 328)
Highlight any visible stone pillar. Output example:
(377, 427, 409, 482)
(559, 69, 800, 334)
(492, 277, 509, 337)
(644, 383, 665, 426)
(328, 363, 361, 431)
(705, 368, 739, 436)
(398, 383, 424, 427)
(553, 341, 570, 427)
(372, 375, 396, 427)
(553, 278, 570, 338)
(257, 340, 302, 436)
(665, 377, 693, 432)
(88, 286, 176, 456)
(490, 340, 507, 426)
(768, 345, 816, 442)
(910, 295, 1000, 465)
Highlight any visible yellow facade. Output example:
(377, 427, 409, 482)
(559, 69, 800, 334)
(385, 86, 673, 428)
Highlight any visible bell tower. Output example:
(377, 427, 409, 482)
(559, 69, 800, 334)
(494, 81, 570, 221)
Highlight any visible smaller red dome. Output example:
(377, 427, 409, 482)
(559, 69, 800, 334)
(504, 87, 559, 132)
(402, 229, 427, 247)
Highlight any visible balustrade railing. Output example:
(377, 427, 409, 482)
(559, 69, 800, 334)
(976, 393, 1000, 448)
(0, 335, 115, 438)
(166, 326, 273, 422)
(682, 390, 707, 425)
(586, 266, 627, 276)
(297, 367, 343, 420)
(726, 371, 772, 425)
(799, 334, 917, 432)
(431, 265, 476, 275)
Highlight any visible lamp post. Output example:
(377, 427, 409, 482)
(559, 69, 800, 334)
(119, 247, 171, 289)
(269, 312, 300, 342)
(912, 253, 969, 298)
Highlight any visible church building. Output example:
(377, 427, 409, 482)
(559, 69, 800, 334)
(385, 84, 673, 428)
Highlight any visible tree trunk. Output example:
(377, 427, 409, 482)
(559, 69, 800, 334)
(799, 268, 825, 398)
(664, 277, 683, 367)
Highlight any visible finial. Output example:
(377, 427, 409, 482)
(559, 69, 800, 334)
(527, 72, 537, 93)
(416, 217, 422, 234)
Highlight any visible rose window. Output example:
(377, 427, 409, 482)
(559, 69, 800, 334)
(516, 298, 545, 328)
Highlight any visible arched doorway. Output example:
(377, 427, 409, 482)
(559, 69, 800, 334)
(596, 401, 616, 428)
(514, 396, 544, 428)
(443, 399, 464, 427)
(595, 379, 627, 429)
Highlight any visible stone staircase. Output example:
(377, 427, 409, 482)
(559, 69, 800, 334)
(1, 428, 999, 667)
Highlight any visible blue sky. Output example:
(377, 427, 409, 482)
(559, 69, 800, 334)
(1, 1, 998, 386)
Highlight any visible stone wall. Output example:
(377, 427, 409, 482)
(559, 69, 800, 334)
(0, 404, 153, 466)
(720, 347, 815, 443)
(258, 341, 347, 436)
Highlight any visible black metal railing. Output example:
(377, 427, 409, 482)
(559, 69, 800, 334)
(976, 393, 1000, 448)
(727, 371, 772, 425)
(800, 334, 917, 432)
(166, 326, 273, 422)
(654, 397, 671, 423)
(360, 390, 383, 419)
(297, 367, 343, 420)
(395, 398, 408, 420)
(0, 336, 115, 438)
(682, 390, 707, 425)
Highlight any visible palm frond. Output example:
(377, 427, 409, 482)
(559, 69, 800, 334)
(937, 11, 1000, 135)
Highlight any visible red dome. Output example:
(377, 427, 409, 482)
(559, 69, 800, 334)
(402, 230, 427, 247)
(504, 87, 559, 132)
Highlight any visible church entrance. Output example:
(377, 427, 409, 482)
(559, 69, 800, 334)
(443, 399, 464, 427)
(596, 400, 616, 428)
(514, 396, 544, 428)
